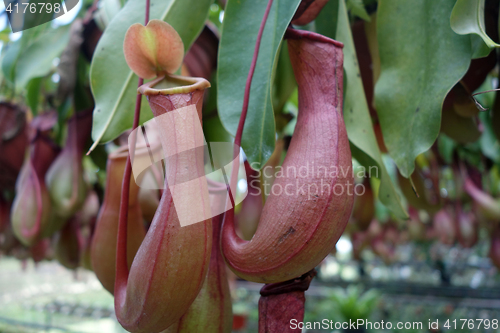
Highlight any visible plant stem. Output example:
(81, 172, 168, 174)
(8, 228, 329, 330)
(145, 0, 150, 25)
(115, 0, 149, 291)
(258, 269, 316, 332)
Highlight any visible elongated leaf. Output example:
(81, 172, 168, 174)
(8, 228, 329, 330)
(375, 0, 471, 178)
(26, 77, 42, 114)
(480, 111, 500, 163)
(316, 0, 407, 219)
(93, 0, 122, 30)
(346, 0, 370, 21)
(273, 43, 296, 115)
(217, 0, 301, 168)
(203, 114, 232, 143)
(2, 23, 67, 87)
(475, 75, 500, 164)
(15, 26, 70, 90)
(89, 0, 212, 151)
(315, 0, 338, 38)
(451, 0, 499, 58)
(2, 40, 21, 84)
(365, 13, 380, 84)
(0, 29, 10, 43)
(8, 0, 64, 32)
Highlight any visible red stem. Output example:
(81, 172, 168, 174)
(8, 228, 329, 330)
(115, 0, 150, 294)
(145, 0, 150, 25)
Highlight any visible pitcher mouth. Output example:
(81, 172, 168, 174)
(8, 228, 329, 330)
(138, 73, 211, 96)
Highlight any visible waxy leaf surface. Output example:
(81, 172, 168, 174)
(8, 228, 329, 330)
(217, 0, 301, 167)
(316, 0, 407, 219)
(375, 0, 471, 177)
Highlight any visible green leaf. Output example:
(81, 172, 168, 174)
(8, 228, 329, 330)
(74, 55, 94, 112)
(315, 0, 339, 38)
(450, 0, 499, 58)
(346, 0, 370, 21)
(15, 26, 70, 90)
(2, 22, 55, 86)
(2, 40, 21, 84)
(0, 28, 11, 43)
(89, 0, 213, 151)
(480, 111, 500, 163)
(93, 0, 123, 31)
(374, 0, 471, 178)
(203, 114, 232, 143)
(26, 77, 42, 115)
(273, 43, 296, 114)
(469, 34, 492, 59)
(217, 0, 301, 168)
(203, 72, 218, 117)
(441, 107, 481, 144)
(316, 0, 408, 219)
(208, 2, 223, 29)
(9, 0, 64, 32)
(476, 76, 500, 162)
(437, 134, 456, 164)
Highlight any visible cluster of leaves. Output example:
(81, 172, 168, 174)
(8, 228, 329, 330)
(307, 285, 380, 323)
